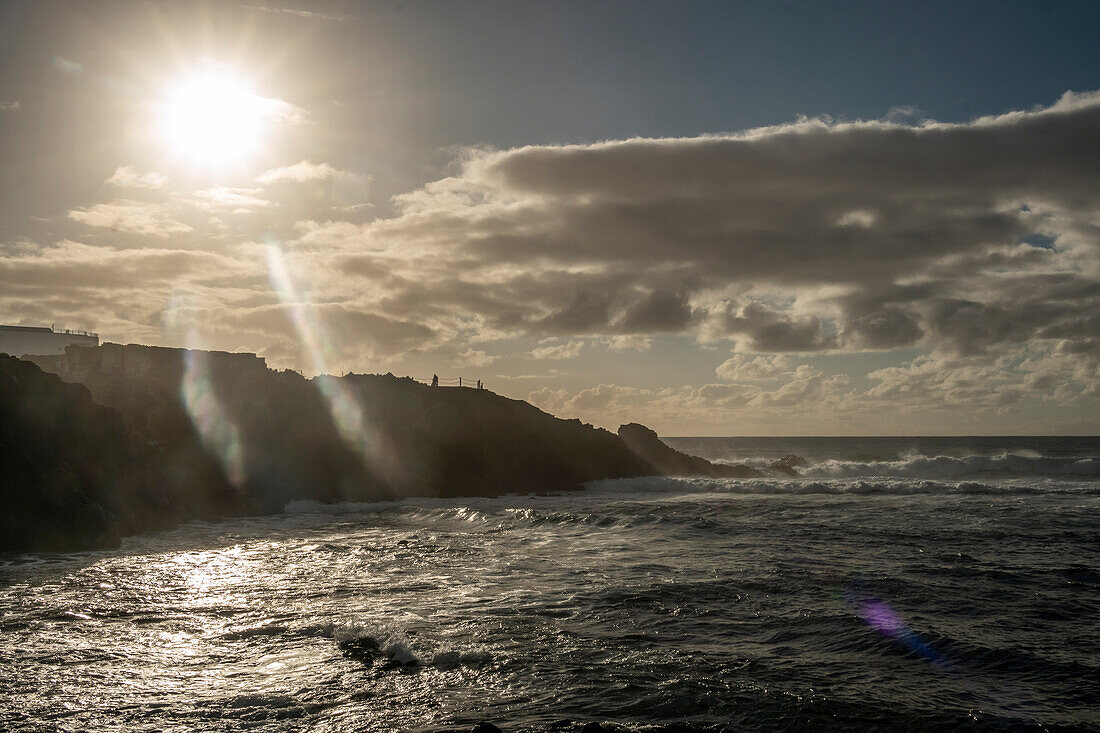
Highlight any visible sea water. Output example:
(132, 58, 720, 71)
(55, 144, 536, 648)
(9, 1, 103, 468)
(1, 436, 1097, 732)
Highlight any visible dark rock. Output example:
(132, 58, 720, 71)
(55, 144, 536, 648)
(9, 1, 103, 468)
(6, 344, 660, 551)
(472, 723, 502, 733)
(617, 423, 761, 478)
(0, 354, 163, 551)
(6, 342, 778, 552)
(768, 454, 806, 476)
(337, 636, 382, 662)
(581, 724, 607, 732)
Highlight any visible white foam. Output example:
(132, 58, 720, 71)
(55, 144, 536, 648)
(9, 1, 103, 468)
(805, 453, 1100, 480)
(585, 475, 1097, 497)
(332, 621, 422, 665)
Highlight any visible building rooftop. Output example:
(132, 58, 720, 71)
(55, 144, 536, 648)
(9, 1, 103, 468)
(0, 324, 99, 338)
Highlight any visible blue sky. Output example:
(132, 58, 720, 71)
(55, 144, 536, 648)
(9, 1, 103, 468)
(1, 1, 1098, 434)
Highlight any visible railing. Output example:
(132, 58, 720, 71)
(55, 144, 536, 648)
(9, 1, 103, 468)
(411, 376, 486, 389)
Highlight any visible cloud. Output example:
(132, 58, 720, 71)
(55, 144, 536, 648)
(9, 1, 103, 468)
(701, 299, 839, 351)
(244, 5, 351, 21)
(189, 187, 274, 211)
(256, 96, 308, 126)
(453, 348, 497, 367)
(536, 290, 613, 334)
(0, 239, 256, 347)
(715, 353, 793, 381)
(257, 161, 359, 184)
(0, 100, 20, 112)
(340, 91, 1099, 368)
(843, 305, 924, 350)
(67, 200, 192, 237)
(746, 365, 850, 407)
(105, 166, 167, 189)
(563, 383, 654, 414)
(15, 91, 1097, 430)
(604, 335, 652, 352)
(884, 105, 923, 123)
(525, 367, 853, 430)
(618, 290, 693, 332)
(530, 339, 584, 360)
(0, 240, 241, 290)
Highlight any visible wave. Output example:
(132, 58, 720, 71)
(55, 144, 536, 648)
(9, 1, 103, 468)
(285, 499, 492, 522)
(803, 453, 1100, 480)
(586, 475, 1100, 497)
(331, 621, 492, 669)
(280, 475, 1098, 526)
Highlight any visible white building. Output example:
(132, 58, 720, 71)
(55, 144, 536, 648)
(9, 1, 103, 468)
(0, 324, 99, 358)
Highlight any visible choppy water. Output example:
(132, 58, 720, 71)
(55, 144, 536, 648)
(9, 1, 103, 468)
(2, 437, 1098, 732)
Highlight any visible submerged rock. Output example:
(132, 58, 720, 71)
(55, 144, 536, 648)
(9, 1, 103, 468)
(768, 453, 807, 476)
(471, 723, 502, 733)
(337, 636, 382, 662)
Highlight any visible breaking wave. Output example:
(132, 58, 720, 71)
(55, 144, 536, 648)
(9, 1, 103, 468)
(331, 621, 493, 669)
(804, 453, 1100, 480)
(587, 475, 1100, 497)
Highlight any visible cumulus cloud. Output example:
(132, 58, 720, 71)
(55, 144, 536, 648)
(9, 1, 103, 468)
(105, 166, 168, 189)
(530, 339, 584, 360)
(715, 353, 793, 381)
(604, 335, 652, 352)
(67, 200, 192, 237)
(747, 365, 850, 407)
(453, 348, 497, 367)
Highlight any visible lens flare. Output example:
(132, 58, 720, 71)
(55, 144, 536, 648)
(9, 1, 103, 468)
(852, 593, 949, 668)
(181, 347, 246, 488)
(265, 241, 404, 489)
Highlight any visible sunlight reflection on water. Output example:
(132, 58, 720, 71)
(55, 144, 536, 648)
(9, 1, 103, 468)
(1, 484, 1096, 731)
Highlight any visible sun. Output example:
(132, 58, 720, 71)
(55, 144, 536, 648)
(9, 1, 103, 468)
(159, 69, 268, 169)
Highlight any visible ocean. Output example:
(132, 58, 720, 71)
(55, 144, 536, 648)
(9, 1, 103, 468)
(1, 436, 1097, 732)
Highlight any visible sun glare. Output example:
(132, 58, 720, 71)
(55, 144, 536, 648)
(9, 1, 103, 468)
(160, 70, 267, 168)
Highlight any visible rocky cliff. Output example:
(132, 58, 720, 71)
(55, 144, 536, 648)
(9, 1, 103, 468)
(3, 344, 741, 551)
(617, 423, 762, 477)
(0, 354, 169, 551)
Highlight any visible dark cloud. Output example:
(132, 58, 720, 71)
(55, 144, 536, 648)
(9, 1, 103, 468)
(703, 300, 838, 352)
(347, 91, 1100, 365)
(843, 306, 924, 350)
(617, 290, 693, 333)
(536, 290, 612, 333)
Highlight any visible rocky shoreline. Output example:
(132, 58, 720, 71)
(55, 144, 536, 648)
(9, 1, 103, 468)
(2, 346, 748, 552)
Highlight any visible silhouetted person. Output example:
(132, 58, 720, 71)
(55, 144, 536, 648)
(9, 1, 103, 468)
(431, 374, 438, 387)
